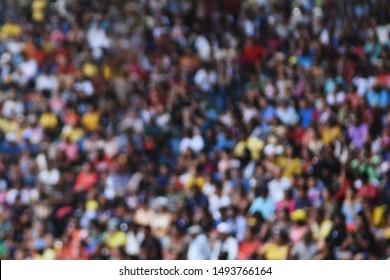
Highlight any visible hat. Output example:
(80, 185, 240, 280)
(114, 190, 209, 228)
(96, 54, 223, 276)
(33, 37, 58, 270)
(290, 209, 307, 222)
(216, 222, 231, 234)
(187, 225, 202, 235)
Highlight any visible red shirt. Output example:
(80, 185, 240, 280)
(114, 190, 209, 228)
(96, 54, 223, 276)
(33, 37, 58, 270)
(74, 171, 98, 192)
(358, 184, 378, 201)
(334, 179, 351, 201)
(242, 44, 265, 64)
(238, 240, 262, 260)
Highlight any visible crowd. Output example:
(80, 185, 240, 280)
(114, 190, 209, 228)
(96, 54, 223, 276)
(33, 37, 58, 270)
(1, 0, 390, 260)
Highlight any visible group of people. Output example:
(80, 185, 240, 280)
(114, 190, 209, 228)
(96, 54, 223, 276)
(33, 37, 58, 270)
(1, 0, 390, 260)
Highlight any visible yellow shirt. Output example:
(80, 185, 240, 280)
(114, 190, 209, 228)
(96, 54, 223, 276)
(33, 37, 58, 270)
(33, 248, 56, 260)
(185, 175, 205, 189)
(86, 200, 99, 211)
(82, 63, 98, 78)
(263, 242, 289, 260)
(0, 23, 21, 38)
(102, 64, 112, 80)
(39, 113, 58, 130)
(312, 220, 333, 241)
(0, 118, 17, 133)
(32, 0, 47, 22)
(373, 205, 387, 228)
(106, 231, 126, 249)
(277, 157, 302, 178)
(82, 111, 100, 131)
(321, 126, 340, 144)
(234, 137, 264, 161)
(61, 126, 84, 143)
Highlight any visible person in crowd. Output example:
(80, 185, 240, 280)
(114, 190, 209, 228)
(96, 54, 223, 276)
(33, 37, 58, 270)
(187, 225, 211, 260)
(211, 223, 239, 260)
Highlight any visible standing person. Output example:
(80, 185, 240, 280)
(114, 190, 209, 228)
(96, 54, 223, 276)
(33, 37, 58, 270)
(211, 223, 239, 260)
(290, 229, 318, 260)
(261, 228, 290, 260)
(249, 186, 275, 221)
(186, 225, 211, 260)
(139, 226, 162, 260)
(339, 213, 378, 260)
(238, 227, 262, 260)
(289, 209, 308, 245)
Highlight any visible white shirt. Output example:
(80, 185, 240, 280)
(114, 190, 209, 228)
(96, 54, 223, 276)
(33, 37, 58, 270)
(243, 19, 255, 37)
(194, 68, 216, 92)
(2, 99, 24, 118)
(188, 234, 211, 260)
(190, 134, 204, 153)
(268, 177, 291, 203)
(19, 59, 38, 80)
(125, 231, 143, 256)
(242, 106, 258, 124)
(179, 135, 204, 154)
(38, 168, 60, 186)
(209, 194, 232, 220)
(276, 106, 297, 125)
(6, 188, 30, 205)
(195, 35, 211, 61)
(36, 74, 58, 92)
(87, 27, 110, 50)
(352, 76, 369, 97)
(211, 236, 239, 260)
(74, 79, 94, 96)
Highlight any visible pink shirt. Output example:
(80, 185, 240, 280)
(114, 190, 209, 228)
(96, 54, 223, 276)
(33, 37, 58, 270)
(289, 226, 306, 245)
(58, 142, 78, 161)
(276, 199, 296, 213)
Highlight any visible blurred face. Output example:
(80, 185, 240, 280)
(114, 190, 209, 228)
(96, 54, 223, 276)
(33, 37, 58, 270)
(335, 215, 345, 227)
(273, 168, 282, 179)
(274, 233, 283, 244)
(143, 227, 152, 237)
(346, 188, 354, 199)
(298, 189, 306, 199)
(277, 209, 288, 220)
(308, 177, 316, 188)
(321, 188, 330, 200)
(244, 229, 253, 241)
(286, 146, 293, 157)
(356, 215, 366, 230)
(303, 230, 312, 242)
(82, 163, 91, 172)
(219, 231, 228, 240)
(259, 98, 267, 108)
(160, 165, 168, 176)
(14, 249, 25, 260)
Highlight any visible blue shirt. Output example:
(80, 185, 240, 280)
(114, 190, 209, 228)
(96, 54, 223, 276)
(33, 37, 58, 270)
(261, 105, 275, 121)
(299, 107, 314, 128)
(249, 197, 275, 220)
(366, 89, 380, 107)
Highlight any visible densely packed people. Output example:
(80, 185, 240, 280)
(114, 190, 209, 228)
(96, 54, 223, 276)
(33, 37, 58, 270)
(1, 0, 390, 260)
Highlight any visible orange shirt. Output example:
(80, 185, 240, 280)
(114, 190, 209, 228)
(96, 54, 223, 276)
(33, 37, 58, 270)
(74, 172, 98, 191)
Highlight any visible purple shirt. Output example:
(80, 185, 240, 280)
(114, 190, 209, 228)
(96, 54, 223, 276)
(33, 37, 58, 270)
(348, 123, 368, 149)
